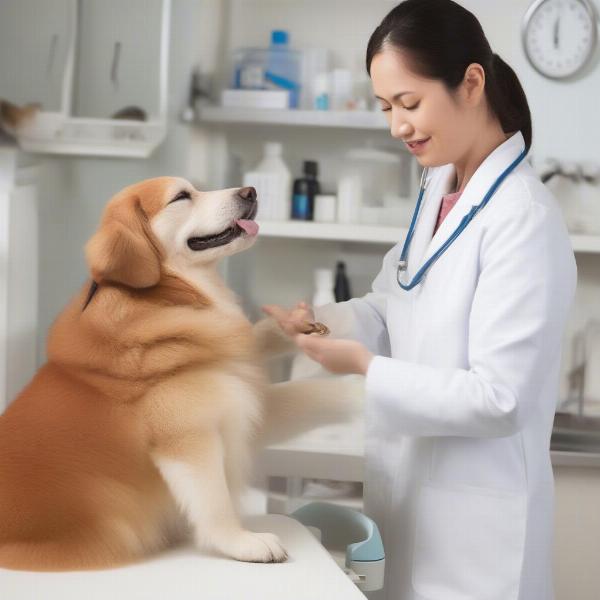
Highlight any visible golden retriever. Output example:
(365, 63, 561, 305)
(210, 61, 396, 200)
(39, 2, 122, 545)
(0, 177, 362, 571)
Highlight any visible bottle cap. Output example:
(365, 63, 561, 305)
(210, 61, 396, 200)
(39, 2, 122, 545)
(336, 261, 346, 271)
(271, 30, 289, 45)
(315, 268, 334, 288)
(264, 142, 282, 157)
(303, 160, 318, 177)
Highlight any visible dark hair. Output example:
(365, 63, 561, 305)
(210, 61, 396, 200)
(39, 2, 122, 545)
(366, 0, 532, 151)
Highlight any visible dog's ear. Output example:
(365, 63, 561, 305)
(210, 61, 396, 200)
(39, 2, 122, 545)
(85, 194, 163, 288)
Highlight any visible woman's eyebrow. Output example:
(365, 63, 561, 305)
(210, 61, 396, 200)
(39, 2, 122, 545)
(375, 91, 415, 101)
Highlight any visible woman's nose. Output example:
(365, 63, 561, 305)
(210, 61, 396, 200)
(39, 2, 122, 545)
(391, 114, 413, 140)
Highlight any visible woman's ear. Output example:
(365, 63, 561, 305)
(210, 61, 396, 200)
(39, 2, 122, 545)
(462, 63, 486, 105)
(85, 195, 163, 288)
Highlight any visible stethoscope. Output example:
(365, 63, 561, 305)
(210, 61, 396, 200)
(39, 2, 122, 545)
(397, 148, 528, 291)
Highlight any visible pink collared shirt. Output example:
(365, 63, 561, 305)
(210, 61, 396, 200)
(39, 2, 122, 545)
(433, 190, 463, 235)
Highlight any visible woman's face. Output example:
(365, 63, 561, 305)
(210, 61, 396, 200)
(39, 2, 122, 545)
(370, 48, 481, 167)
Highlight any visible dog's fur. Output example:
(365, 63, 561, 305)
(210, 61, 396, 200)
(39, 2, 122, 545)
(0, 177, 363, 571)
(0, 99, 39, 139)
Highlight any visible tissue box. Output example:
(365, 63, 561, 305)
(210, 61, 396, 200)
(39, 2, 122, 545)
(221, 89, 290, 109)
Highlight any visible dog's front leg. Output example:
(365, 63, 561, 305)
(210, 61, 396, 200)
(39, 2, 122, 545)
(254, 375, 365, 448)
(252, 317, 297, 359)
(152, 433, 287, 563)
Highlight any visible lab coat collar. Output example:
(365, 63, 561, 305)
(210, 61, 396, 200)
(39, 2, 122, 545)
(408, 131, 527, 277)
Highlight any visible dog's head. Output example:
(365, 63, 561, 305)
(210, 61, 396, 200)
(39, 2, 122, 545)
(85, 177, 258, 288)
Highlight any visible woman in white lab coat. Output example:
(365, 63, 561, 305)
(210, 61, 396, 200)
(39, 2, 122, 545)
(264, 1, 576, 598)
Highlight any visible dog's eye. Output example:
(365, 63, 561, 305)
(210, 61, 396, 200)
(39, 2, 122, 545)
(169, 190, 191, 204)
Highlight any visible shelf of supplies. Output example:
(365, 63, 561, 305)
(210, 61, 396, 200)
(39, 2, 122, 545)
(257, 220, 406, 244)
(197, 105, 389, 130)
(258, 221, 600, 252)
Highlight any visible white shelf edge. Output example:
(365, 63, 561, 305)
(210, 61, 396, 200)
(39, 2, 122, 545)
(257, 220, 406, 244)
(17, 140, 160, 159)
(258, 221, 600, 252)
(198, 105, 389, 130)
(570, 234, 600, 254)
(266, 490, 363, 511)
(16, 113, 167, 159)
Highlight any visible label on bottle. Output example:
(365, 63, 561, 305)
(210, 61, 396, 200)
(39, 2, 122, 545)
(292, 194, 310, 220)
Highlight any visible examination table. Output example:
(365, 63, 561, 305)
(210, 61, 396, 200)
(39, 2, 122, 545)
(0, 503, 384, 599)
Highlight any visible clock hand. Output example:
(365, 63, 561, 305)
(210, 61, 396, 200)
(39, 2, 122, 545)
(553, 16, 560, 49)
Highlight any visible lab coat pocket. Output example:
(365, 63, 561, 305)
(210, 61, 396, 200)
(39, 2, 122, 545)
(412, 482, 526, 600)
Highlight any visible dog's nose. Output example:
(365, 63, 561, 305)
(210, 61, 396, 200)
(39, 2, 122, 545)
(237, 186, 257, 202)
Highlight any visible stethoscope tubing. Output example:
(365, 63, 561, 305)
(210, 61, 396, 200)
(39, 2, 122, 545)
(396, 148, 528, 291)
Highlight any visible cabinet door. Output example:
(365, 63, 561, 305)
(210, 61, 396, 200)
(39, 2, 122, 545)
(73, 0, 164, 119)
(0, 0, 71, 111)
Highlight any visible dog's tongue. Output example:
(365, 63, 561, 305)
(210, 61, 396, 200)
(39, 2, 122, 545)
(236, 219, 259, 236)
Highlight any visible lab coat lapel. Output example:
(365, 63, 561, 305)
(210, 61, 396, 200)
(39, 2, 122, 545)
(421, 131, 527, 267)
(404, 164, 455, 282)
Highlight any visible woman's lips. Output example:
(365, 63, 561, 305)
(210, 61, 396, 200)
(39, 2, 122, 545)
(405, 137, 430, 154)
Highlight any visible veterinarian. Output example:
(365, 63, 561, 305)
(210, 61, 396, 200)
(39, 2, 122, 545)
(263, 1, 577, 599)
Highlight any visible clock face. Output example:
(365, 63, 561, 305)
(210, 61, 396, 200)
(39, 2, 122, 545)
(523, 0, 597, 79)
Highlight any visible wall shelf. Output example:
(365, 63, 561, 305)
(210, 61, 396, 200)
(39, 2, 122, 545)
(258, 220, 600, 253)
(17, 113, 166, 159)
(570, 234, 600, 254)
(197, 105, 389, 130)
(257, 220, 406, 244)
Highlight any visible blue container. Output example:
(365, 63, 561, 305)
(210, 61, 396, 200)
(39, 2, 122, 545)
(265, 30, 301, 108)
(232, 30, 301, 108)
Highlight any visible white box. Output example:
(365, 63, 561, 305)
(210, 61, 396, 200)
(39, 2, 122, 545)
(221, 89, 290, 109)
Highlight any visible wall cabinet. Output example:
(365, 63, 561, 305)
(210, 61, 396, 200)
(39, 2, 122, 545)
(74, 0, 164, 120)
(1, 0, 171, 158)
(0, 0, 72, 111)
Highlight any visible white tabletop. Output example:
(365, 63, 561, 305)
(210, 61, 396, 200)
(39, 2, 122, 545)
(0, 514, 366, 600)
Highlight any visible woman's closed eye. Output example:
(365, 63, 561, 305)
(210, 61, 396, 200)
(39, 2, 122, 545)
(380, 101, 420, 112)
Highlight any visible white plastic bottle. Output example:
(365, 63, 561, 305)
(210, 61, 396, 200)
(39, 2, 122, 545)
(312, 268, 335, 307)
(254, 142, 292, 221)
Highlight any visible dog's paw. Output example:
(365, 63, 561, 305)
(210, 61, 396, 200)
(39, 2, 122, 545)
(218, 530, 288, 563)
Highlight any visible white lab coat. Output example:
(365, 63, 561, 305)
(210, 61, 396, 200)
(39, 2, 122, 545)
(314, 132, 577, 600)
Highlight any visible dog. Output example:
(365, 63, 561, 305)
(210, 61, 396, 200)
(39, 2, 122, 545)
(0, 177, 363, 571)
(0, 99, 39, 139)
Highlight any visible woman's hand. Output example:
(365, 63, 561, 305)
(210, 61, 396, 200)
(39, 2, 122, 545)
(294, 334, 374, 376)
(262, 301, 315, 338)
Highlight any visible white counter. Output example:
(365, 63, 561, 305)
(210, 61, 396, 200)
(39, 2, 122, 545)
(257, 419, 600, 484)
(0, 514, 366, 600)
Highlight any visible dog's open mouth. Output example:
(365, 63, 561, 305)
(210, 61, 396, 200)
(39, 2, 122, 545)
(187, 202, 258, 251)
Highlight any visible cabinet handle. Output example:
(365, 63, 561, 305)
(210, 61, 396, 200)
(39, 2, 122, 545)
(111, 41, 122, 89)
(47, 34, 59, 76)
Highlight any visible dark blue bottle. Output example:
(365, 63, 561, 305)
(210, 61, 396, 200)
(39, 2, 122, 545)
(291, 161, 320, 220)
